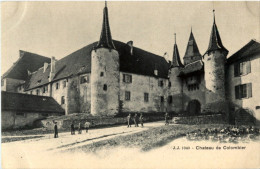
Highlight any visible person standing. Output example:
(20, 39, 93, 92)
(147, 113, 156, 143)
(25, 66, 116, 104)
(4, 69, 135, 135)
(134, 113, 139, 127)
(71, 122, 75, 135)
(78, 122, 82, 134)
(85, 121, 90, 133)
(139, 113, 144, 128)
(127, 114, 131, 128)
(54, 122, 58, 138)
(165, 112, 169, 125)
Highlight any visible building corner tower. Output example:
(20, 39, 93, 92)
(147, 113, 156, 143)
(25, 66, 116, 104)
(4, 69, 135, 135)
(168, 33, 184, 113)
(203, 10, 229, 111)
(91, 2, 120, 116)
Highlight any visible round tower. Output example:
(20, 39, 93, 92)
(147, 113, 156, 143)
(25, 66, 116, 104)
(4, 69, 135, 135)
(203, 10, 228, 104)
(91, 3, 120, 116)
(168, 33, 184, 113)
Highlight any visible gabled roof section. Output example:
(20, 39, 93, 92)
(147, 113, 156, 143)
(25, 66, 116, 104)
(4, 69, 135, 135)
(227, 39, 260, 64)
(205, 10, 228, 55)
(179, 60, 204, 76)
(24, 40, 169, 90)
(95, 2, 116, 50)
(171, 34, 184, 68)
(1, 91, 64, 113)
(2, 50, 51, 80)
(184, 30, 201, 59)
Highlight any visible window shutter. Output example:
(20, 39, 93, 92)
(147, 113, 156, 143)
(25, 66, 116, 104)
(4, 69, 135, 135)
(235, 85, 239, 99)
(234, 64, 239, 77)
(247, 83, 252, 98)
(246, 61, 251, 74)
(123, 74, 125, 82)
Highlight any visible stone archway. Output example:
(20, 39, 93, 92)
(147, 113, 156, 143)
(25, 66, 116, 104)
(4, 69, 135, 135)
(187, 100, 201, 115)
(235, 108, 256, 125)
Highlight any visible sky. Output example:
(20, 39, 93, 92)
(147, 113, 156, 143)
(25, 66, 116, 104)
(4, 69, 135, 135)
(1, 1, 259, 75)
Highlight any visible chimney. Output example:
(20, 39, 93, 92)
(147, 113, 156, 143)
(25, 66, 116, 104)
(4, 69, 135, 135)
(49, 56, 57, 82)
(43, 62, 49, 73)
(127, 41, 134, 55)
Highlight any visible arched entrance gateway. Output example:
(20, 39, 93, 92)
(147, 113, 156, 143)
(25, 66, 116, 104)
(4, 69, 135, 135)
(234, 108, 256, 125)
(187, 100, 201, 115)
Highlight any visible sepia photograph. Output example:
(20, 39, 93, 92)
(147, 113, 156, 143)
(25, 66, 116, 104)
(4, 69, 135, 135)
(1, 1, 260, 168)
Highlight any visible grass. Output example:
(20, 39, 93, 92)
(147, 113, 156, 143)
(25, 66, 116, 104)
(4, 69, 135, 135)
(65, 124, 229, 153)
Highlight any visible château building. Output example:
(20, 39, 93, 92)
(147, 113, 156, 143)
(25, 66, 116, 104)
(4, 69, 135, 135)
(2, 3, 260, 126)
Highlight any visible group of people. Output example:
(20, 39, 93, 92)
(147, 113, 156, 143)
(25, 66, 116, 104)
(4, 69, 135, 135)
(53, 121, 91, 138)
(127, 113, 144, 128)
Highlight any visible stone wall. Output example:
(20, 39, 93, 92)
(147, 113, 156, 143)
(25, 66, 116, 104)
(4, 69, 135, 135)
(1, 111, 61, 130)
(172, 114, 228, 125)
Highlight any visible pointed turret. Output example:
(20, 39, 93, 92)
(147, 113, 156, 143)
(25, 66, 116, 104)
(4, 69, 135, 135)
(96, 1, 116, 50)
(205, 10, 228, 55)
(183, 29, 202, 65)
(172, 33, 183, 68)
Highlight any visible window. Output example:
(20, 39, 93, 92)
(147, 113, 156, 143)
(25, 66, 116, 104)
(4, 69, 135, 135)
(100, 72, 104, 77)
(30, 91, 33, 95)
(56, 82, 59, 90)
(188, 84, 199, 91)
(125, 91, 131, 101)
(234, 60, 251, 77)
(103, 84, 107, 91)
(168, 96, 173, 104)
(16, 113, 26, 117)
(43, 85, 48, 93)
(61, 96, 65, 104)
(36, 89, 39, 95)
(158, 80, 164, 87)
(1, 79, 4, 86)
(123, 74, 132, 83)
(144, 93, 149, 102)
(168, 81, 171, 87)
(80, 75, 89, 84)
(63, 81, 66, 88)
(160, 96, 164, 103)
(235, 83, 252, 99)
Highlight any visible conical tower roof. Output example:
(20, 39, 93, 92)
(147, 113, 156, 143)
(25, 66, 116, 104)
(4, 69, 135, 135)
(96, 2, 116, 50)
(205, 10, 228, 55)
(184, 29, 201, 59)
(172, 34, 183, 68)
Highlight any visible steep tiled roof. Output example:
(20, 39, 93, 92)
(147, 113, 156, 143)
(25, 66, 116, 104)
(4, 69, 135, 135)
(179, 60, 204, 76)
(25, 40, 169, 90)
(205, 11, 228, 55)
(1, 91, 64, 113)
(96, 3, 116, 50)
(171, 34, 184, 68)
(227, 39, 260, 64)
(2, 50, 51, 81)
(183, 30, 201, 60)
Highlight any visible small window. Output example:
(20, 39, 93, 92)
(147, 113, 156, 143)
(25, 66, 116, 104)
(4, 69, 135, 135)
(56, 82, 59, 90)
(16, 113, 26, 117)
(123, 74, 132, 83)
(100, 72, 104, 77)
(234, 60, 251, 77)
(160, 96, 164, 103)
(168, 81, 171, 87)
(158, 80, 164, 87)
(43, 85, 48, 93)
(61, 96, 65, 104)
(63, 81, 66, 88)
(80, 75, 89, 84)
(1, 80, 4, 86)
(103, 84, 107, 91)
(235, 83, 252, 99)
(36, 89, 39, 95)
(30, 91, 33, 95)
(125, 91, 131, 101)
(144, 93, 149, 102)
(168, 96, 173, 104)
